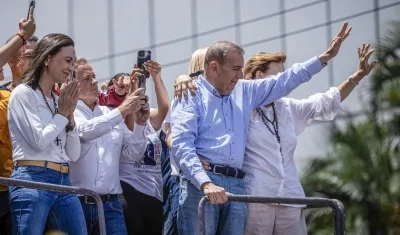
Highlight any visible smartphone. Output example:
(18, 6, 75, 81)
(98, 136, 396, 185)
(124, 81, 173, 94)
(137, 50, 151, 78)
(27, 0, 36, 19)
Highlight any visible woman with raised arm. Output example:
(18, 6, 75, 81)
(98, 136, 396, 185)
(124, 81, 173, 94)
(7, 33, 86, 235)
(240, 44, 375, 235)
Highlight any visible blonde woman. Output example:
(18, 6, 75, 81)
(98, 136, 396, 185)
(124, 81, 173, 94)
(162, 47, 208, 235)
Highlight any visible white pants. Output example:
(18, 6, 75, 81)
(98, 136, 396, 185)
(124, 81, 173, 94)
(244, 204, 307, 235)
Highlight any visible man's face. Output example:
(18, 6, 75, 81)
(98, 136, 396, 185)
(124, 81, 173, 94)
(8, 41, 37, 77)
(75, 64, 98, 102)
(214, 50, 244, 96)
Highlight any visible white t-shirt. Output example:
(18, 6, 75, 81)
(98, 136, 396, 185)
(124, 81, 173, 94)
(120, 109, 169, 201)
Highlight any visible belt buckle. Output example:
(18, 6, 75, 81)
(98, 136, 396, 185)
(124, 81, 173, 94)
(233, 168, 238, 178)
(212, 165, 224, 176)
(60, 165, 68, 174)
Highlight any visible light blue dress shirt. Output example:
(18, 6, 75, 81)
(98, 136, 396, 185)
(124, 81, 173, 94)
(171, 56, 325, 189)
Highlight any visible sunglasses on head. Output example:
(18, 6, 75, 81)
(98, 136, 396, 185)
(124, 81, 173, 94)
(189, 70, 204, 78)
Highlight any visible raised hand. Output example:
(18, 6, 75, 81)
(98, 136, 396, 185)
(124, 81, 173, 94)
(58, 80, 80, 119)
(174, 74, 197, 99)
(128, 65, 142, 95)
(134, 96, 150, 126)
(19, 7, 36, 39)
(118, 88, 146, 118)
(354, 43, 377, 79)
(144, 60, 161, 79)
(319, 22, 352, 63)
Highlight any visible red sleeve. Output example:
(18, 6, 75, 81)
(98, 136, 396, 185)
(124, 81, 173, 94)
(97, 86, 125, 108)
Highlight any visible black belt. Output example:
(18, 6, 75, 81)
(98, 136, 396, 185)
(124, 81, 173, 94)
(209, 164, 245, 179)
(79, 194, 118, 204)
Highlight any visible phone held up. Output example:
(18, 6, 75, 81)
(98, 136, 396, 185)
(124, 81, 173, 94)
(27, 0, 36, 19)
(137, 50, 151, 93)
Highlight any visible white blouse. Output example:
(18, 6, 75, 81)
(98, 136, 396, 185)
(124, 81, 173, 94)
(8, 84, 81, 163)
(242, 87, 343, 206)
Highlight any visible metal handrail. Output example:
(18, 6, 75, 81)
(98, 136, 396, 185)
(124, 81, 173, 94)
(0, 177, 106, 235)
(198, 195, 345, 235)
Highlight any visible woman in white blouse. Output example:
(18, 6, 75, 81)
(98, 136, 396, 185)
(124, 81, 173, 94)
(239, 43, 376, 235)
(7, 33, 86, 235)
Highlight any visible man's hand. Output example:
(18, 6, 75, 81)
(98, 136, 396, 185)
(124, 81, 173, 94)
(19, 7, 36, 39)
(118, 88, 146, 118)
(201, 182, 228, 204)
(352, 43, 377, 81)
(174, 74, 197, 99)
(144, 60, 162, 79)
(319, 22, 352, 63)
(135, 96, 150, 126)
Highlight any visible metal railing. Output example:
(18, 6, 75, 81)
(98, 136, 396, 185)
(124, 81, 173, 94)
(198, 195, 345, 235)
(0, 177, 106, 235)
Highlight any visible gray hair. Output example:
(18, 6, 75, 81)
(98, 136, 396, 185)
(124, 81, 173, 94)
(204, 40, 244, 66)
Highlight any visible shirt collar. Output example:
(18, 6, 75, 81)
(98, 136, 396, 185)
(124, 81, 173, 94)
(197, 75, 232, 97)
(77, 100, 98, 112)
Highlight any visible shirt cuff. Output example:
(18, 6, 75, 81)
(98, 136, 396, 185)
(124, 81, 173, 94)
(131, 123, 146, 140)
(303, 56, 325, 77)
(329, 87, 344, 112)
(192, 170, 212, 190)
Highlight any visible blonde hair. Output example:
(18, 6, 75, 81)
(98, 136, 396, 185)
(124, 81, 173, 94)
(188, 47, 208, 75)
(75, 57, 88, 67)
(243, 52, 286, 80)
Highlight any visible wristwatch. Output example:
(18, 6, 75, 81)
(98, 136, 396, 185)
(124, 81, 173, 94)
(65, 120, 76, 133)
(348, 75, 359, 86)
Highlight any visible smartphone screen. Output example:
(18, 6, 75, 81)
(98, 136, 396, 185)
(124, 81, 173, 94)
(27, 0, 36, 19)
(137, 50, 151, 78)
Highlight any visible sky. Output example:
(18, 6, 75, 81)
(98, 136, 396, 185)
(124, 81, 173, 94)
(1, 0, 399, 172)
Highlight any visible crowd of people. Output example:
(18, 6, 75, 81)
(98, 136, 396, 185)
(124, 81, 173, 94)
(0, 7, 377, 235)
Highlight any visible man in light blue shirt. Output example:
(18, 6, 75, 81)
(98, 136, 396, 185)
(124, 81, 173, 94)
(172, 38, 345, 235)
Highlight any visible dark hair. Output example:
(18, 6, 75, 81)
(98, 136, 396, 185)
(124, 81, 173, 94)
(22, 33, 74, 89)
(204, 40, 244, 66)
(107, 72, 130, 88)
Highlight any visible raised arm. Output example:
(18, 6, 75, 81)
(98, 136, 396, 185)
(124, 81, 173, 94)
(0, 7, 36, 68)
(337, 43, 377, 101)
(288, 43, 377, 135)
(74, 107, 123, 143)
(245, 22, 352, 108)
(145, 60, 170, 131)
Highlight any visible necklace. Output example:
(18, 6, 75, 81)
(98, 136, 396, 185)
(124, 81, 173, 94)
(255, 103, 282, 156)
(38, 86, 63, 152)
